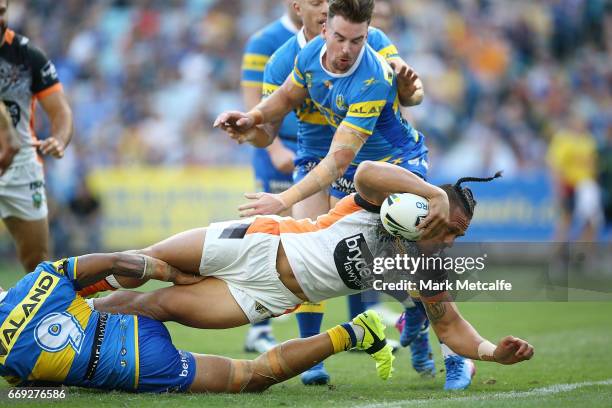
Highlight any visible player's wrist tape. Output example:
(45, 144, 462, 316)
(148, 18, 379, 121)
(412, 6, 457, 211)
(105, 275, 123, 289)
(249, 109, 264, 126)
(141, 255, 155, 279)
(478, 340, 496, 361)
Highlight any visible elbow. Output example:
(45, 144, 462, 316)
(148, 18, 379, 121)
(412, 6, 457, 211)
(354, 160, 376, 183)
(331, 149, 354, 176)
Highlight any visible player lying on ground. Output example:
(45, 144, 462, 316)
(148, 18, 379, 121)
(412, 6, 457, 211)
(0, 253, 395, 392)
(88, 161, 534, 367)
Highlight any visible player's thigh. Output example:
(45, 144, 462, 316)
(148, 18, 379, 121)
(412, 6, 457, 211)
(3, 216, 49, 269)
(151, 277, 249, 329)
(140, 227, 206, 274)
(292, 189, 330, 220)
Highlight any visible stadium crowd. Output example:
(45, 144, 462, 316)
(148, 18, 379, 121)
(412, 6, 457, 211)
(1, 0, 610, 256)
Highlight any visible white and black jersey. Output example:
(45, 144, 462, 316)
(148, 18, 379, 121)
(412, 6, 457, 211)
(0, 29, 62, 166)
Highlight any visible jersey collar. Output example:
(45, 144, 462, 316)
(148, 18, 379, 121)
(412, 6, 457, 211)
(297, 28, 308, 49)
(280, 14, 300, 34)
(319, 42, 366, 78)
(355, 194, 381, 213)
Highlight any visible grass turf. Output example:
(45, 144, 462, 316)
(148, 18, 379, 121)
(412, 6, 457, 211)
(0, 263, 611, 407)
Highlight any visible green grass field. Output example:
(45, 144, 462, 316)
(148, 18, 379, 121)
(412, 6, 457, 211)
(1, 263, 611, 407)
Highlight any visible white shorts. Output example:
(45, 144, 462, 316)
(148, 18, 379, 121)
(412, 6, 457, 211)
(0, 161, 47, 221)
(199, 220, 303, 323)
(575, 180, 604, 227)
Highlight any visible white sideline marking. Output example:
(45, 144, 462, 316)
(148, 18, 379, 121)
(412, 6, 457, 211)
(354, 379, 612, 408)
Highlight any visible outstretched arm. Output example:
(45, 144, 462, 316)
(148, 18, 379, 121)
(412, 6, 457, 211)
(237, 124, 366, 216)
(215, 75, 307, 135)
(421, 292, 534, 364)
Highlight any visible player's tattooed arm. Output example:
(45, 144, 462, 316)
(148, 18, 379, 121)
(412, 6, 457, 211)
(73, 253, 203, 288)
(422, 300, 447, 324)
(354, 160, 446, 207)
(420, 292, 535, 364)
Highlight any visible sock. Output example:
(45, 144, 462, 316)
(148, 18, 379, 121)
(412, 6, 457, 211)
(296, 302, 325, 338)
(440, 342, 458, 358)
(77, 279, 115, 298)
(347, 294, 367, 319)
(347, 291, 380, 319)
(252, 319, 271, 328)
(326, 323, 364, 353)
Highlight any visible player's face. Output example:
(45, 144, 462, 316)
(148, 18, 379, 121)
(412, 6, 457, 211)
(0, 0, 7, 41)
(323, 15, 368, 73)
(419, 208, 470, 253)
(371, 1, 392, 32)
(295, 0, 328, 39)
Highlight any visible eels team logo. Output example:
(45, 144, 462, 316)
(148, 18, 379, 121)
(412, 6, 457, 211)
(305, 72, 313, 88)
(32, 192, 43, 209)
(336, 94, 348, 111)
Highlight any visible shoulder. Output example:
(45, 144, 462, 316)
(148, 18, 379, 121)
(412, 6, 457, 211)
(269, 36, 298, 68)
(245, 19, 291, 55)
(11, 32, 46, 59)
(298, 35, 324, 61)
(366, 27, 386, 44)
(361, 45, 394, 86)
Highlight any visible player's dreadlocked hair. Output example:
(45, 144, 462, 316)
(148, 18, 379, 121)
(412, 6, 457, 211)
(439, 171, 503, 218)
(328, 0, 375, 24)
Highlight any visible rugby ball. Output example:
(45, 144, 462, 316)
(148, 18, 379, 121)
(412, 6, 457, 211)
(380, 193, 429, 240)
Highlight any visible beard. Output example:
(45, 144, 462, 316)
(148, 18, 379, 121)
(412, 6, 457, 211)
(0, 21, 6, 41)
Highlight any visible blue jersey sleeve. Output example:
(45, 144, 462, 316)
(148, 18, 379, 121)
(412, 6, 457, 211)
(291, 51, 307, 89)
(368, 28, 400, 60)
(44, 257, 80, 288)
(241, 32, 276, 88)
(262, 45, 294, 99)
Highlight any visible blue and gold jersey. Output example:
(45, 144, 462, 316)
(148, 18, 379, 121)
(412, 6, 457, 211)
(242, 15, 299, 149)
(0, 258, 139, 391)
(265, 27, 401, 160)
(291, 35, 425, 162)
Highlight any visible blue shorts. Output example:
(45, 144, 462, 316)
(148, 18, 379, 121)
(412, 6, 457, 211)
(136, 316, 196, 393)
(294, 150, 429, 199)
(253, 148, 294, 194)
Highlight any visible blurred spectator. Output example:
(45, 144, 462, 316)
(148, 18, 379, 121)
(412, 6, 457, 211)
(547, 111, 603, 241)
(598, 126, 612, 238)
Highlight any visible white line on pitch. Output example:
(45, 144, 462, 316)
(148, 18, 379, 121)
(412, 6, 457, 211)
(353, 379, 612, 408)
